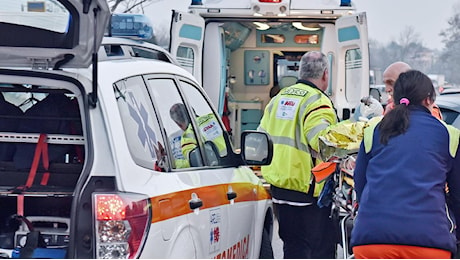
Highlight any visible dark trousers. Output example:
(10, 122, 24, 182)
(275, 202, 337, 259)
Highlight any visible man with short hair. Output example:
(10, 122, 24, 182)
(258, 51, 338, 258)
(383, 61, 442, 119)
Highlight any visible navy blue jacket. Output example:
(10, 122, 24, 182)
(351, 106, 460, 254)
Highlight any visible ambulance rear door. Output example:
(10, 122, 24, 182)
(335, 12, 369, 120)
(170, 11, 227, 115)
(170, 10, 204, 85)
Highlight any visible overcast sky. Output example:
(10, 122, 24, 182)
(145, 0, 460, 50)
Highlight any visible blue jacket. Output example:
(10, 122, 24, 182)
(351, 106, 460, 254)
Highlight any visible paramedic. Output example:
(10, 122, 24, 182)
(258, 51, 338, 259)
(169, 103, 191, 168)
(351, 70, 460, 258)
(170, 103, 227, 165)
(383, 61, 442, 119)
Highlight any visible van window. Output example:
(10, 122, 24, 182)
(179, 80, 229, 162)
(176, 46, 195, 75)
(145, 77, 200, 169)
(345, 48, 363, 104)
(113, 76, 166, 171)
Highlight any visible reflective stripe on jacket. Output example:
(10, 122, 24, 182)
(258, 80, 337, 196)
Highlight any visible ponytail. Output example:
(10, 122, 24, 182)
(378, 70, 435, 145)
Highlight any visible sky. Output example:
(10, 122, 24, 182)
(145, 0, 460, 50)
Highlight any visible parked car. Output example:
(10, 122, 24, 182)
(436, 90, 460, 129)
(0, 0, 274, 258)
(369, 84, 389, 107)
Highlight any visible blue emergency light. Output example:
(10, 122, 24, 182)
(109, 13, 154, 40)
(191, 0, 203, 5)
(340, 0, 351, 6)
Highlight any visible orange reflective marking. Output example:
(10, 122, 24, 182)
(150, 183, 271, 223)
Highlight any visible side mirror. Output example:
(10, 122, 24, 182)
(240, 131, 273, 165)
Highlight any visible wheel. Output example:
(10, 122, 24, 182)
(259, 227, 274, 259)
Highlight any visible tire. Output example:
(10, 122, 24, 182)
(259, 227, 274, 259)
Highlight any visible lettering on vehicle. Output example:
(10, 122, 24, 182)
(209, 208, 222, 253)
(283, 88, 308, 97)
(276, 98, 299, 120)
(213, 234, 250, 259)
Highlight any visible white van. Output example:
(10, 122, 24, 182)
(170, 0, 369, 147)
(0, 0, 274, 258)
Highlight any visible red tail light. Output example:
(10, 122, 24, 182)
(94, 193, 151, 259)
(258, 0, 282, 2)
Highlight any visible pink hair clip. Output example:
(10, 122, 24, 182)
(399, 98, 410, 106)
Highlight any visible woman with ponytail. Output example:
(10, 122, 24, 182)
(350, 70, 460, 258)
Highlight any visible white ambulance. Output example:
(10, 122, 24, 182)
(0, 0, 274, 258)
(170, 0, 369, 147)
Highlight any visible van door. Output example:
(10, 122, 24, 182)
(335, 12, 369, 120)
(169, 10, 204, 84)
(170, 12, 227, 115)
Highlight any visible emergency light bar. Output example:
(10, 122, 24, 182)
(108, 13, 154, 40)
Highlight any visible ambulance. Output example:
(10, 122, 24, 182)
(170, 0, 370, 147)
(0, 0, 274, 258)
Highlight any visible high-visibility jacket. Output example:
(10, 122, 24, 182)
(169, 130, 190, 168)
(258, 80, 338, 196)
(181, 113, 227, 160)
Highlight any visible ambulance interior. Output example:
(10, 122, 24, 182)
(212, 20, 332, 146)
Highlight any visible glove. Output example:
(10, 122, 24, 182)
(353, 96, 384, 122)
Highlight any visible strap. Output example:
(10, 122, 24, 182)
(39, 136, 50, 186)
(16, 134, 50, 218)
(25, 134, 47, 188)
(17, 195, 24, 216)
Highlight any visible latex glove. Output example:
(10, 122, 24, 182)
(353, 96, 384, 122)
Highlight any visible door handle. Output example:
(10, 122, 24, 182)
(189, 193, 203, 210)
(227, 186, 237, 201)
(227, 191, 237, 200)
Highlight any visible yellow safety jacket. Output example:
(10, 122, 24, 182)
(258, 81, 338, 196)
(181, 113, 227, 160)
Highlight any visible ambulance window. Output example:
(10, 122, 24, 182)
(179, 81, 229, 165)
(176, 46, 195, 75)
(261, 34, 285, 44)
(344, 48, 363, 107)
(145, 77, 202, 169)
(294, 34, 319, 45)
(113, 76, 166, 171)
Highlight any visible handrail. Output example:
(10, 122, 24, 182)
(0, 132, 84, 145)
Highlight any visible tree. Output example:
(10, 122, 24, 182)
(369, 26, 434, 78)
(439, 2, 460, 84)
(107, 0, 161, 13)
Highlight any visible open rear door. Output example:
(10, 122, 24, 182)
(335, 12, 369, 119)
(170, 11, 227, 115)
(170, 10, 204, 84)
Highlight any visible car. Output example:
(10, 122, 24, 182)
(0, 0, 274, 259)
(436, 90, 460, 129)
(369, 84, 389, 107)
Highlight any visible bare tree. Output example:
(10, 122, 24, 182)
(107, 0, 162, 13)
(439, 2, 460, 84)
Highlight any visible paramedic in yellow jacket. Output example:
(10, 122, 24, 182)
(181, 111, 227, 164)
(169, 103, 191, 168)
(258, 51, 338, 259)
